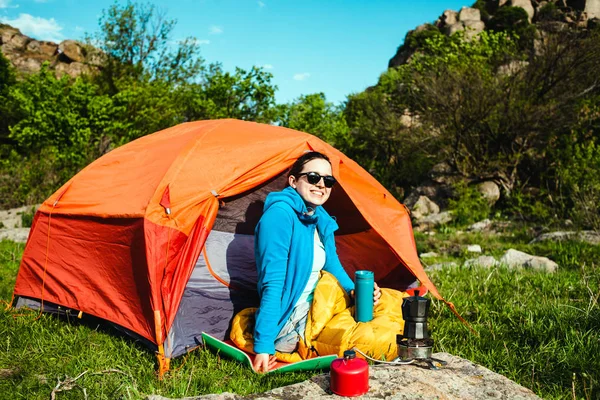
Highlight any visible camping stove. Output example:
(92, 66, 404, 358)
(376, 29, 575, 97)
(396, 290, 447, 370)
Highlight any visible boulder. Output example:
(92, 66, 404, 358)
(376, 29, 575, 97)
(466, 244, 482, 253)
(55, 61, 92, 78)
(0, 228, 30, 243)
(510, 0, 535, 21)
(530, 231, 600, 245)
(0, 205, 39, 229)
(155, 353, 542, 400)
(463, 20, 486, 40)
(26, 40, 58, 57)
(464, 255, 499, 268)
(414, 211, 454, 231)
(458, 7, 482, 22)
(410, 196, 440, 219)
(446, 22, 466, 36)
(58, 40, 85, 63)
(12, 57, 43, 74)
(477, 181, 501, 205)
(499, 249, 558, 273)
(584, 0, 600, 19)
(1, 31, 29, 52)
(419, 252, 439, 259)
(468, 219, 492, 232)
(442, 9, 458, 26)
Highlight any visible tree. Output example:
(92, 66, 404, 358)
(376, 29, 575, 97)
(178, 64, 277, 122)
(275, 93, 349, 147)
(0, 49, 16, 146)
(90, 0, 204, 92)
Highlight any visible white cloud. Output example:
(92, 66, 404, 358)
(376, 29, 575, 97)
(0, 13, 63, 42)
(209, 25, 223, 35)
(293, 72, 310, 81)
(258, 1, 265, 7)
(0, 0, 18, 9)
(74, 25, 84, 32)
(262, 64, 273, 70)
(34, 0, 49, 3)
(198, 39, 210, 45)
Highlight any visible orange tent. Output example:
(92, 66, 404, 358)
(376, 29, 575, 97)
(13, 119, 457, 373)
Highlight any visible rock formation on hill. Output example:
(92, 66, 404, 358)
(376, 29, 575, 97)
(389, 0, 600, 68)
(0, 23, 100, 78)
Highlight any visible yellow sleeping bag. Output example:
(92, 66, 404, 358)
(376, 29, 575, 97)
(229, 271, 409, 362)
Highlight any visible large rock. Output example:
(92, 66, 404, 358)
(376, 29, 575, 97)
(586, 0, 600, 19)
(58, 40, 85, 63)
(468, 219, 492, 232)
(458, 7, 482, 22)
(26, 40, 58, 57)
(414, 211, 454, 231)
(153, 353, 541, 400)
(410, 195, 440, 219)
(465, 255, 500, 268)
(463, 20, 486, 40)
(0, 228, 30, 243)
(530, 231, 600, 245)
(55, 61, 92, 78)
(1, 29, 29, 52)
(499, 249, 558, 273)
(442, 9, 458, 26)
(12, 57, 43, 74)
(477, 181, 501, 205)
(0, 205, 39, 229)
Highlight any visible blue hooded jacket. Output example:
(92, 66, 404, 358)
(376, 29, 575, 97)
(253, 186, 355, 355)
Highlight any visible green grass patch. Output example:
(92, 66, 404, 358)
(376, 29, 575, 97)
(0, 234, 599, 399)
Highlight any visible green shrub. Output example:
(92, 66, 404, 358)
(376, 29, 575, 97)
(500, 188, 555, 224)
(537, 2, 561, 21)
(488, 6, 536, 50)
(19, 207, 36, 228)
(406, 25, 442, 50)
(558, 141, 600, 231)
(448, 181, 491, 226)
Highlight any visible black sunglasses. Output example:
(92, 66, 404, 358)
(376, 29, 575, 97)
(297, 171, 337, 188)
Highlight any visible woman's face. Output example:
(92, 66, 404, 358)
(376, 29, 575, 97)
(289, 158, 333, 208)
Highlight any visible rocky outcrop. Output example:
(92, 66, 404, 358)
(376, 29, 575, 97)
(389, 1, 600, 70)
(148, 352, 542, 400)
(0, 23, 100, 78)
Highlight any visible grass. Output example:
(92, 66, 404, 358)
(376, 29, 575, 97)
(0, 224, 599, 399)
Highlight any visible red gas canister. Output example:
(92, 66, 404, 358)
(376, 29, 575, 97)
(330, 350, 369, 397)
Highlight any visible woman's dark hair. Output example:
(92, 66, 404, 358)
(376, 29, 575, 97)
(288, 151, 331, 179)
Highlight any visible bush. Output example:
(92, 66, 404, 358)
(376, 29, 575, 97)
(488, 6, 535, 50)
(448, 182, 491, 226)
(537, 2, 561, 21)
(558, 141, 600, 231)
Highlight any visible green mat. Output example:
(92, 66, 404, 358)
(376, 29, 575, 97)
(201, 332, 336, 374)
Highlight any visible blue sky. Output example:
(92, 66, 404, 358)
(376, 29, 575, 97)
(1, 0, 471, 104)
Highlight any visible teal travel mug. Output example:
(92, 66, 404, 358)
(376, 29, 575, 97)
(355, 270, 374, 322)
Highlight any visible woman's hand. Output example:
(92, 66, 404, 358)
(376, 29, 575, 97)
(350, 282, 382, 305)
(373, 282, 381, 305)
(253, 353, 277, 373)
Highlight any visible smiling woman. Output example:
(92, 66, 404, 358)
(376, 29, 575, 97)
(249, 151, 381, 373)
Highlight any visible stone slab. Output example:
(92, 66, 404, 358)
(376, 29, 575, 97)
(147, 353, 541, 400)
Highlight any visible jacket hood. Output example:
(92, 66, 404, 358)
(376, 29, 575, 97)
(263, 186, 338, 234)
